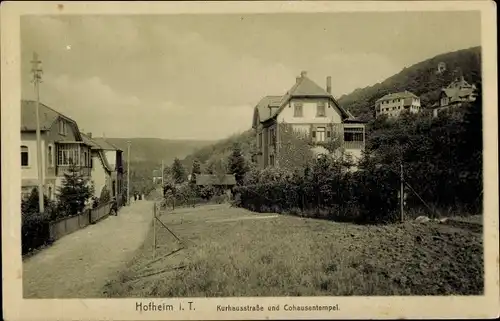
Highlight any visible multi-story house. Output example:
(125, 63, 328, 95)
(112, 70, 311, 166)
(80, 132, 113, 201)
(374, 91, 421, 119)
(431, 76, 477, 117)
(21, 100, 93, 200)
(90, 137, 124, 205)
(252, 71, 366, 169)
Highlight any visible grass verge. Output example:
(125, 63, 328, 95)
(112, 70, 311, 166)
(103, 204, 483, 297)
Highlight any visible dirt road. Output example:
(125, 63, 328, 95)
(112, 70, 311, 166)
(22, 200, 154, 298)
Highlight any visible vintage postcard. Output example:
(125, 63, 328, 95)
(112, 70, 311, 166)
(1, 1, 499, 320)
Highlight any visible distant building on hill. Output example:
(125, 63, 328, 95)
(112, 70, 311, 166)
(374, 90, 421, 119)
(436, 62, 447, 74)
(431, 76, 477, 117)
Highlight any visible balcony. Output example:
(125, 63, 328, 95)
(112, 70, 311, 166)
(55, 141, 92, 177)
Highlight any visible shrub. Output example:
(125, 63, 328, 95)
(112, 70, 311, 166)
(234, 156, 400, 224)
(21, 187, 56, 254)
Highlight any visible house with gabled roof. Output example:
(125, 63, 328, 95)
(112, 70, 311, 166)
(374, 90, 421, 119)
(252, 71, 367, 169)
(432, 76, 477, 117)
(81, 133, 125, 206)
(21, 100, 93, 200)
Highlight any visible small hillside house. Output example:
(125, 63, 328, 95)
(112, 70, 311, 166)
(252, 71, 367, 168)
(196, 174, 237, 195)
(375, 91, 421, 119)
(21, 100, 93, 200)
(432, 76, 477, 117)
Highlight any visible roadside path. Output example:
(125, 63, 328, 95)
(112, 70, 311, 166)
(23, 200, 154, 298)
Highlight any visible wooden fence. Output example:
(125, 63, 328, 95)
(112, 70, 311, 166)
(48, 202, 113, 241)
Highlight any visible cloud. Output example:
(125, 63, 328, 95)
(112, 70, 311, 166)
(20, 14, 480, 140)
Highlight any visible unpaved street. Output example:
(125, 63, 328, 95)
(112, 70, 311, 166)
(23, 200, 154, 298)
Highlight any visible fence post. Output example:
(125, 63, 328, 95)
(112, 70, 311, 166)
(400, 163, 404, 222)
(153, 202, 157, 259)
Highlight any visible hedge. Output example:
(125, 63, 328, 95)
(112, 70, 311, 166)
(234, 160, 400, 224)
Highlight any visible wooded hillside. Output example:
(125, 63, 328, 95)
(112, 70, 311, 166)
(338, 46, 481, 120)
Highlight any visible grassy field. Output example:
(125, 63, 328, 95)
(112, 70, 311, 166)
(102, 204, 483, 297)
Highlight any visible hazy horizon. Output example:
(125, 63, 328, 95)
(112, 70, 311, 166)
(21, 12, 481, 140)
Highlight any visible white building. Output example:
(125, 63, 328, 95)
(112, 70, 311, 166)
(374, 91, 421, 119)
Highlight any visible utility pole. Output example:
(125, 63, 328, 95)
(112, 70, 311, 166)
(127, 141, 131, 205)
(400, 162, 404, 222)
(31, 52, 44, 214)
(161, 160, 164, 187)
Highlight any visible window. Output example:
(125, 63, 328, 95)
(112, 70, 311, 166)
(58, 145, 79, 165)
(58, 120, 67, 135)
(344, 127, 364, 149)
(316, 127, 326, 142)
(269, 155, 275, 166)
(316, 102, 326, 117)
(258, 133, 262, 148)
(48, 145, 54, 167)
(294, 103, 303, 117)
(21, 145, 29, 166)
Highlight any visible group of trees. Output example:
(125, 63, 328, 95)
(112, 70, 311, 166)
(21, 163, 98, 254)
(167, 142, 250, 187)
(161, 143, 251, 208)
(235, 90, 483, 223)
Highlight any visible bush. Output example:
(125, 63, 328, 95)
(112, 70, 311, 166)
(234, 156, 400, 224)
(21, 188, 55, 254)
(21, 212, 52, 255)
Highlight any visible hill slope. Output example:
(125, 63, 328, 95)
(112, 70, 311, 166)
(181, 130, 256, 171)
(338, 46, 482, 120)
(101, 138, 215, 165)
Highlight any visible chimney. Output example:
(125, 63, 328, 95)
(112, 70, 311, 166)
(300, 70, 307, 78)
(87, 132, 92, 138)
(326, 76, 332, 94)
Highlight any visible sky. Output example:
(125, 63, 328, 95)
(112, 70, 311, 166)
(21, 11, 481, 140)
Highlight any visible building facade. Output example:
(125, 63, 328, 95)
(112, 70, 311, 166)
(90, 137, 125, 205)
(374, 91, 421, 119)
(252, 71, 367, 169)
(432, 76, 477, 117)
(21, 100, 92, 200)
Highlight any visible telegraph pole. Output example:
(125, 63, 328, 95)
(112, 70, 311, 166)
(161, 160, 164, 187)
(400, 162, 404, 222)
(31, 52, 44, 213)
(127, 141, 131, 205)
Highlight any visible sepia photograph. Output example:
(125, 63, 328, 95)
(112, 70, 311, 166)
(1, 1, 498, 320)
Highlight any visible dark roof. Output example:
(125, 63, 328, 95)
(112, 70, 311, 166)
(80, 133, 114, 172)
(21, 100, 83, 141)
(195, 174, 237, 186)
(253, 95, 282, 128)
(91, 138, 122, 151)
(441, 77, 476, 103)
(252, 72, 352, 127)
(376, 91, 418, 102)
(80, 132, 101, 149)
(21, 100, 72, 131)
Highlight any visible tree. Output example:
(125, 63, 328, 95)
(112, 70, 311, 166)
(57, 163, 94, 216)
(171, 158, 186, 184)
(227, 143, 248, 185)
(21, 187, 52, 217)
(190, 159, 201, 184)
